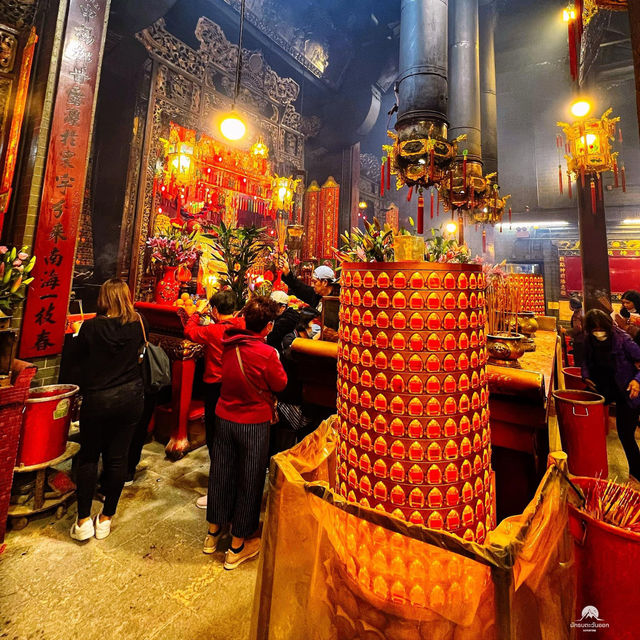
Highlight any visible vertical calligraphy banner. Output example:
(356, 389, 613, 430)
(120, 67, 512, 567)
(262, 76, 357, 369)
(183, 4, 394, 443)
(20, 0, 109, 358)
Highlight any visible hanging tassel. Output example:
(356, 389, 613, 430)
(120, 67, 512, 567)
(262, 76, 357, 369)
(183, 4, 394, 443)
(417, 192, 424, 234)
(568, 175, 573, 199)
(590, 178, 597, 214)
(619, 127, 623, 144)
(614, 161, 619, 188)
(380, 159, 385, 197)
(622, 165, 627, 192)
(430, 189, 434, 219)
(499, 224, 503, 233)
(482, 229, 487, 253)
(407, 186, 413, 202)
(558, 165, 563, 194)
(386, 156, 391, 192)
(568, 20, 577, 81)
(462, 151, 468, 191)
(508, 206, 512, 224)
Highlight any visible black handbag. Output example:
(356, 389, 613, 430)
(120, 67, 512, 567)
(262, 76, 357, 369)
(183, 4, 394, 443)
(138, 315, 171, 392)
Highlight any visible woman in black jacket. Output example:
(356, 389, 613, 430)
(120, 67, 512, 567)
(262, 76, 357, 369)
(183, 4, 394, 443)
(70, 278, 145, 541)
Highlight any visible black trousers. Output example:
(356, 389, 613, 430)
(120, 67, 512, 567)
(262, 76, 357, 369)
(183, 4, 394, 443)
(615, 399, 640, 478)
(77, 380, 144, 519)
(207, 416, 270, 539)
(203, 382, 222, 457)
(127, 390, 158, 478)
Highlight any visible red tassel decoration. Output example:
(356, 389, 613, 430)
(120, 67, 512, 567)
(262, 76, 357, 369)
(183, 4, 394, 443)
(417, 193, 424, 234)
(386, 156, 391, 192)
(508, 206, 512, 224)
(430, 189, 434, 219)
(614, 161, 619, 188)
(407, 186, 413, 202)
(622, 165, 627, 192)
(619, 127, 623, 144)
(558, 165, 563, 194)
(568, 20, 577, 81)
(590, 178, 597, 214)
(380, 159, 385, 197)
(482, 229, 487, 253)
(568, 175, 573, 199)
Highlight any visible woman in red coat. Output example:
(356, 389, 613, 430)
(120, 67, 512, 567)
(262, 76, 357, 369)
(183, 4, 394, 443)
(204, 296, 287, 570)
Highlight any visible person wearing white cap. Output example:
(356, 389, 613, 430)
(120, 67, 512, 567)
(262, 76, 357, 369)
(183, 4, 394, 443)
(266, 290, 299, 353)
(278, 256, 340, 313)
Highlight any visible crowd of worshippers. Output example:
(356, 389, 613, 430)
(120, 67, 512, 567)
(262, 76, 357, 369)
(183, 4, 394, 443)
(67, 260, 338, 570)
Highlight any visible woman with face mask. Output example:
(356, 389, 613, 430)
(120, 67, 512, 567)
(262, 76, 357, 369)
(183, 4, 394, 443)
(582, 309, 640, 481)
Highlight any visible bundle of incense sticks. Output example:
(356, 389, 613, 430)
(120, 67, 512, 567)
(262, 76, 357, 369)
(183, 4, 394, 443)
(486, 276, 523, 335)
(582, 478, 640, 533)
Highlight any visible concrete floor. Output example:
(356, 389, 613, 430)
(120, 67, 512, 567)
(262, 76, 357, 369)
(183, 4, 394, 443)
(1, 418, 638, 640)
(1, 442, 257, 640)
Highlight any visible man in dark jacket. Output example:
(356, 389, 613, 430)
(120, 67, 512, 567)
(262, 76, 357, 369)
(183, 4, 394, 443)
(278, 256, 340, 312)
(266, 290, 300, 353)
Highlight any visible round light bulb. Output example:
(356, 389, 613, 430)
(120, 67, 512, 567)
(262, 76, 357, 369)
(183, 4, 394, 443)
(446, 222, 457, 234)
(571, 100, 592, 118)
(220, 113, 247, 141)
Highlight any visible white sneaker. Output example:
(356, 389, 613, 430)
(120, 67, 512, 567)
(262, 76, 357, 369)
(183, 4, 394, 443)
(94, 514, 112, 540)
(196, 494, 208, 509)
(70, 518, 95, 541)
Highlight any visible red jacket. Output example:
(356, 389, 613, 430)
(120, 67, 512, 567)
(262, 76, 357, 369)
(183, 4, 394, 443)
(216, 327, 288, 424)
(184, 313, 244, 383)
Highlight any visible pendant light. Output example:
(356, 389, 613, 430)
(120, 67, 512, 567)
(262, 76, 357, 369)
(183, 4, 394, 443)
(220, 0, 247, 141)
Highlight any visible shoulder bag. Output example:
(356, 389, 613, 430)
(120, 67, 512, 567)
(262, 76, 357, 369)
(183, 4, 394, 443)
(235, 346, 278, 424)
(138, 315, 171, 392)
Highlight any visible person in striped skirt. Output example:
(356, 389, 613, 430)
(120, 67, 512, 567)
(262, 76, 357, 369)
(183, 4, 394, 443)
(205, 296, 287, 569)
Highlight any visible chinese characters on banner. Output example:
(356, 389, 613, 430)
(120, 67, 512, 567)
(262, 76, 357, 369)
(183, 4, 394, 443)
(20, 0, 108, 358)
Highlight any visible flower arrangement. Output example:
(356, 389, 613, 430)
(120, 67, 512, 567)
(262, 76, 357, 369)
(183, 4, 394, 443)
(200, 222, 268, 308)
(337, 218, 395, 263)
(147, 223, 200, 268)
(424, 228, 471, 264)
(0, 246, 36, 316)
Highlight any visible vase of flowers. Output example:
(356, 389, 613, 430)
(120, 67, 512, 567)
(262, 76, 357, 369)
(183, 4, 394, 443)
(0, 246, 36, 379)
(147, 224, 200, 305)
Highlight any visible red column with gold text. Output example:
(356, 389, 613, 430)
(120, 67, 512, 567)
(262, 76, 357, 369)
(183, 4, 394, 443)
(20, 0, 110, 358)
(303, 181, 321, 260)
(319, 176, 340, 260)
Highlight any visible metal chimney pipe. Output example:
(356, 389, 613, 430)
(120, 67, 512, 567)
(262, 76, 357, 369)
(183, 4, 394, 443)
(448, 0, 482, 163)
(396, 0, 449, 138)
(480, 0, 498, 174)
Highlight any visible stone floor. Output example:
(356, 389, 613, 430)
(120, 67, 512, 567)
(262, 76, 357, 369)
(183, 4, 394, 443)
(1, 442, 258, 640)
(1, 419, 638, 640)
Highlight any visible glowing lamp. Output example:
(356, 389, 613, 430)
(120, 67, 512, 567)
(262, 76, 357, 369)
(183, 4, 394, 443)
(359, 201, 368, 209)
(220, 113, 247, 141)
(445, 222, 457, 234)
(271, 175, 300, 214)
(562, 7, 576, 21)
(251, 139, 269, 158)
(571, 100, 592, 118)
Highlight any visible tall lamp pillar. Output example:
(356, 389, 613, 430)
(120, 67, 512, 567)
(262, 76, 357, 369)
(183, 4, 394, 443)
(576, 174, 611, 311)
(558, 105, 619, 312)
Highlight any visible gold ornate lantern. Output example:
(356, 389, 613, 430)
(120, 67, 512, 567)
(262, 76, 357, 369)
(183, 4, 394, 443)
(271, 175, 300, 214)
(557, 107, 619, 180)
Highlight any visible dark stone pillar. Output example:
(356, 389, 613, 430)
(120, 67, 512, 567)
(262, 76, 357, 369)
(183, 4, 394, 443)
(576, 173, 611, 311)
(479, 0, 498, 174)
(338, 142, 360, 236)
(629, 0, 640, 142)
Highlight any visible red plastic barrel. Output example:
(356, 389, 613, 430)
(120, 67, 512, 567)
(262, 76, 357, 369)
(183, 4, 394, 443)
(569, 477, 640, 639)
(16, 384, 79, 466)
(563, 366, 587, 390)
(552, 389, 608, 477)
